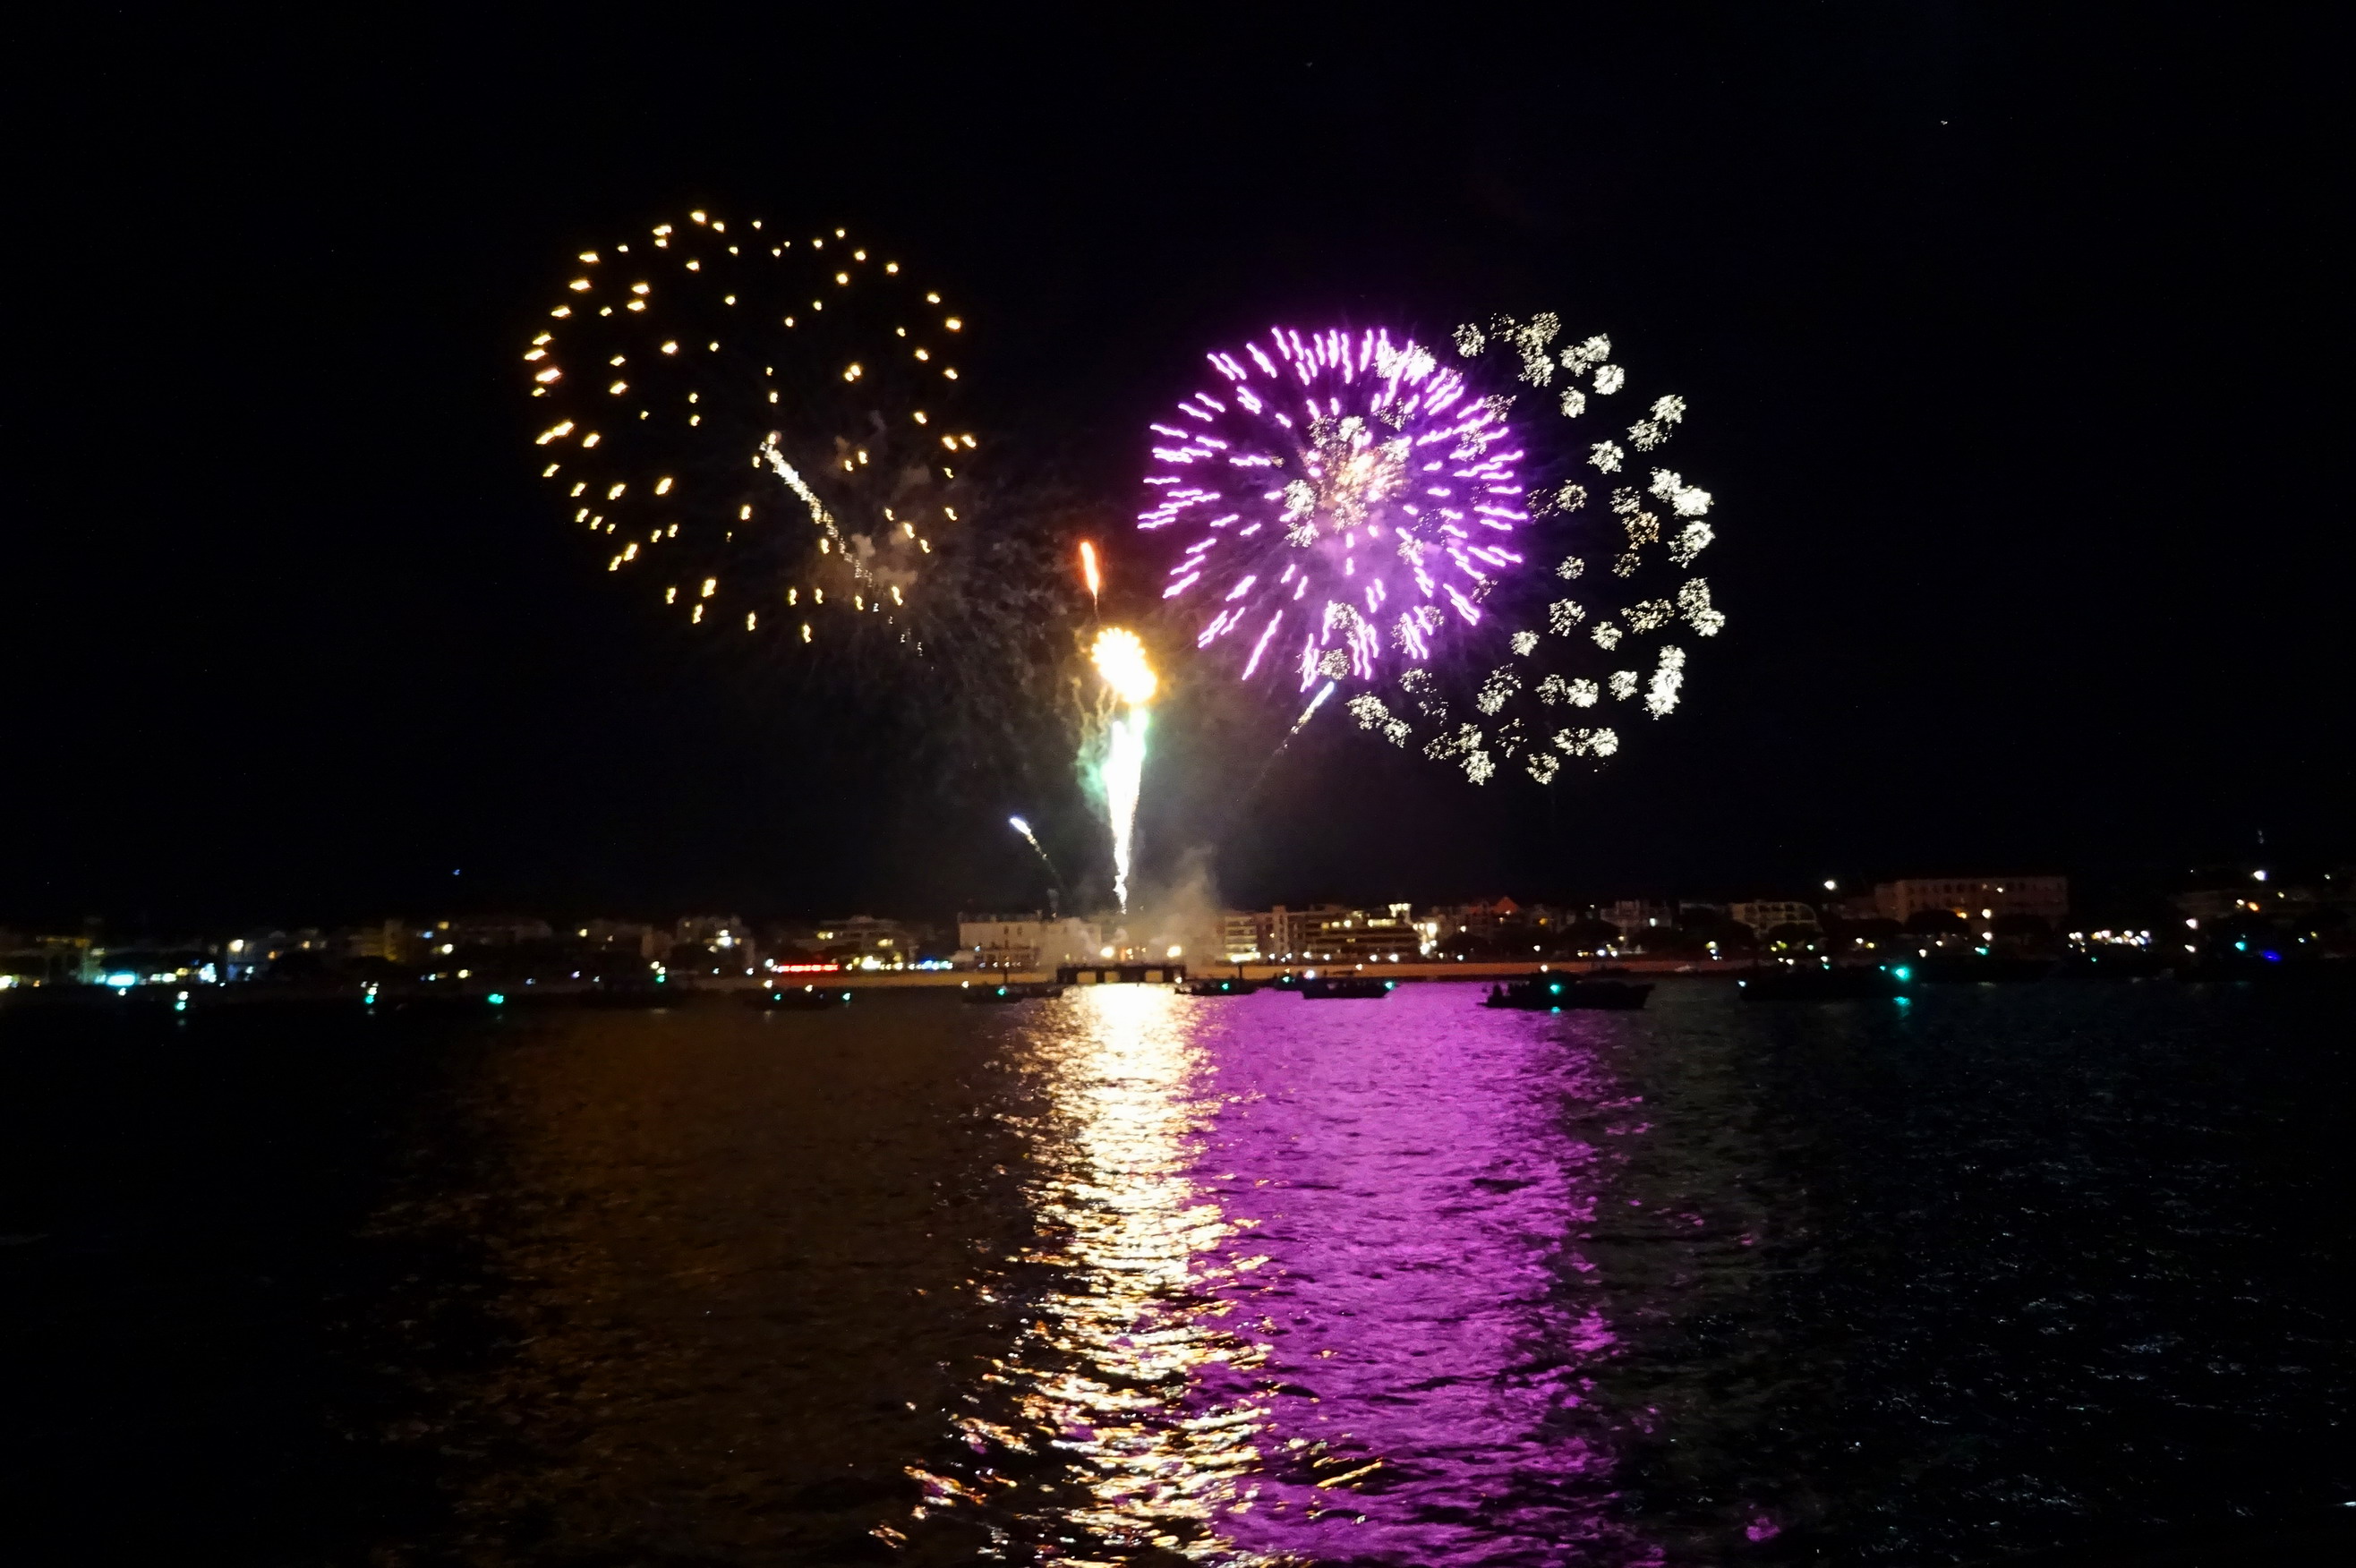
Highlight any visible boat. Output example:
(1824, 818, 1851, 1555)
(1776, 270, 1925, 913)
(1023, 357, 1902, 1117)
(1484, 976, 1652, 1010)
(961, 980, 1064, 1003)
(755, 984, 853, 1010)
(1297, 975, 1395, 1000)
(1738, 966, 1906, 1001)
(1176, 976, 1260, 995)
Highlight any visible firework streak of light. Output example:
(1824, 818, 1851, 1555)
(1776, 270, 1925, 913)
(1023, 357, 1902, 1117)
(1286, 679, 1337, 741)
(1008, 814, 1063, 887)
(1232, 679, 1341, 807)
(1090, 628, 1157, 913)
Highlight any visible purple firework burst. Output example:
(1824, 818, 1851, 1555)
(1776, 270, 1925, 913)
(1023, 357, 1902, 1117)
(1140, 328, 1526, 691)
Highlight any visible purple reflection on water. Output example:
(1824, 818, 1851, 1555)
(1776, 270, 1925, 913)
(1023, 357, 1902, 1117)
(1180, 986, 1656, 1564)
(931, 983, 1661, 1564)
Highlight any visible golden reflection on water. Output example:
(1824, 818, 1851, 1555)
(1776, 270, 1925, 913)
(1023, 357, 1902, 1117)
(924, 985, 1270, 1563)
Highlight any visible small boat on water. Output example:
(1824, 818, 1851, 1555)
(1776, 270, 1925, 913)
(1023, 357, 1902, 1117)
(1176, 976, 1259, 995)
(961, 980, 1064, 1004)
(1484, 976, 1652, 1010)
(1738, 966, 1905, 1001)
(755, 984, 853, 1010)
(1297, 975, 1395, 1000)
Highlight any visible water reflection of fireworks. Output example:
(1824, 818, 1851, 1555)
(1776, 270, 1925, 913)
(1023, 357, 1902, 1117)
(902, 987, 1655, 1565)
(909, 986, 1273, 1560)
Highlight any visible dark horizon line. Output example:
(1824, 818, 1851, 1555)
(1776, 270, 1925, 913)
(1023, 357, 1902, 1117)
(6, 863, 2344, 941)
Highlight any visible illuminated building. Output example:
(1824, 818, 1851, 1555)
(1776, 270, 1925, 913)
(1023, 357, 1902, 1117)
(1304, 904, 1421, 962)
(0, 930, 99, 987)
(1728, 900, 1819, 934)
(675, 914, 747, 948)
(1436, 896, 1524, 936)
(799, 915, 920, 964)
(445, 915, 557, 947)
(1217, 910, 1270, 961)
(1226, 904, 1421, 963)
(958, 911, 1102, 971)
(578, 919, 669, 958)
(343, 918, 409, 964)
(1874, 877, 2068, 925)
(1601, 899, 1674, 935)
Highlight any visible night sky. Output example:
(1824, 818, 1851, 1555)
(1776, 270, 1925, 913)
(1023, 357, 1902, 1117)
(9, 8, 2345, 928)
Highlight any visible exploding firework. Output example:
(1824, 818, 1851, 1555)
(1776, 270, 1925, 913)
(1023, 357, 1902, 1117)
(1144, 318, 1726, 785)
(525, 211, 981, 652)
(1089, 628, 1157, 913)
(1387, 318, 1724, 783)
(1141, 328, 1524, 692)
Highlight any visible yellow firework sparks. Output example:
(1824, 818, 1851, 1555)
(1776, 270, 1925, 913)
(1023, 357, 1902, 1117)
(1091, 626, 1157, 706)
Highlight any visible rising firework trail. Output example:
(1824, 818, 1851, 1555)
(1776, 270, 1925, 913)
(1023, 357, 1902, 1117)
(1287, 679, 1338, 739)
(1008, 815, 1063, 888)
(1078, 541, 1102, 611)
(1236, 678, 1340, 803)
(1089, 628, 1157, 913)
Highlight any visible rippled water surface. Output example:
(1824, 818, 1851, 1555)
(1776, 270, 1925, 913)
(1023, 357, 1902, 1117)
(4, 980, 2352, 1564)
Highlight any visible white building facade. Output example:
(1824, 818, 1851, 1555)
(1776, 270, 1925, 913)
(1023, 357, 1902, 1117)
(956, 913, 1103, 971)
(1729, 900, 1820, 933)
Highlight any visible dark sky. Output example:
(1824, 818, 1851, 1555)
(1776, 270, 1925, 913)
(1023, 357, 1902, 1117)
(7, 7, 2346, 928)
